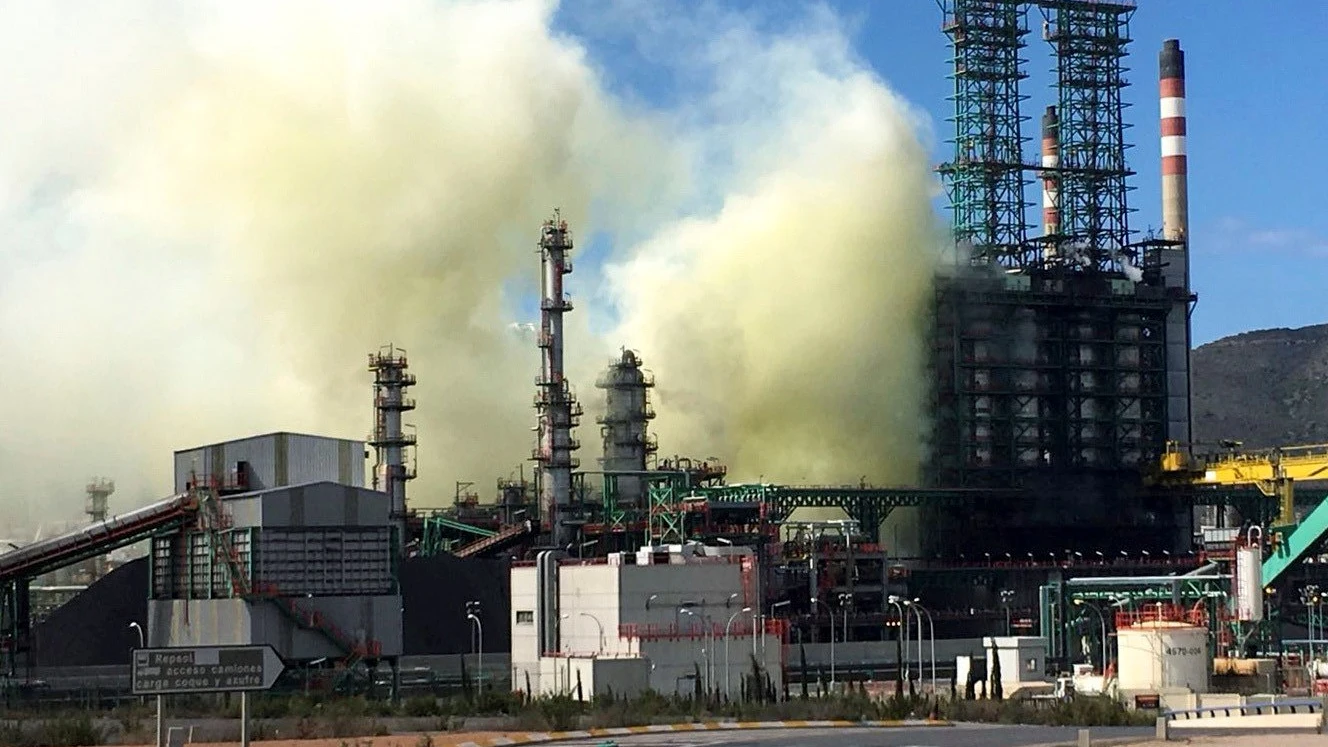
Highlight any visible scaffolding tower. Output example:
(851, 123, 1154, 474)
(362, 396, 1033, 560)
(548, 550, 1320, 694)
(927, 0, 1184, 559)
(936, 0, 1032, 269)
(1039, 0, 1137, 270)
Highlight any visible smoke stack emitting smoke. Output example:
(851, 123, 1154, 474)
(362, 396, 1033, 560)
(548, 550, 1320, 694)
(0, 1, 941, 518)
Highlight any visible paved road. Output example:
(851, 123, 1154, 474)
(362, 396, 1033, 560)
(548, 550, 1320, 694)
(556, 724, 1154, 747)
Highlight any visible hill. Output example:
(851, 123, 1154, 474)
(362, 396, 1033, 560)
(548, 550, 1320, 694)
(1192, 323, 1328, 448)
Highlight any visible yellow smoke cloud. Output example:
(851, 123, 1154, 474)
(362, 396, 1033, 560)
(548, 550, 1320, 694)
(0, 0, 938, 528)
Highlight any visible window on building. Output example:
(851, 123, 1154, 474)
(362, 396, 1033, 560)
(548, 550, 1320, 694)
(516, 610, 535, 624)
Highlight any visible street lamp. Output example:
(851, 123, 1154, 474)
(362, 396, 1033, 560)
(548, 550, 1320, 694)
(466, 600, 484, 691)
(910, 600, 937, 693)
(646, 594, 659, 610)
(764, 600, 791, 659)
(812, 598, 836, 688)
(1302, 585, 1320, 660)
(1073, 599, 1108, 674)
(128, 622, 144, 648)
(578, 612, 605, 654)
(1000, 589, 1016, 635)
(681, 607, 713, 694)
(725, 606, 753, 697)
(837, 592, 854, 647)
(903, 600, 924, 690)
(887, 595, 910, 684)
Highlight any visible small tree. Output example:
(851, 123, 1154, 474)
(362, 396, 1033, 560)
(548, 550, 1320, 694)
(990, 652, 1004, 701)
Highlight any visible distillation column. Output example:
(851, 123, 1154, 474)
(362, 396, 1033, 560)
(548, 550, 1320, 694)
(369, 344, 417, 549)
(85, 478, 114, 578)
(1160, 38, 1193, 451)
(596, 350, 657, 508)
(533, 211, 582, 547)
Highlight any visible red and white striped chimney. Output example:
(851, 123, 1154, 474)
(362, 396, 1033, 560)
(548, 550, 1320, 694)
(1041, 105, 1060, 239)
(1160, 39, 1187, 242)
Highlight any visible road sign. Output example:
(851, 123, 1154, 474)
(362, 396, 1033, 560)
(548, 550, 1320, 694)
(132, 645, 286, 695)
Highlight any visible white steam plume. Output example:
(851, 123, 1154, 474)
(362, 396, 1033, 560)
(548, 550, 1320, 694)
(0, 0, 939, 527)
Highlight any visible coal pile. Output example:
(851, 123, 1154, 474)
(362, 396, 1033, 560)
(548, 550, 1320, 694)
(401, 554, 510, 654)
(34, 557, 147, 666)
(30, 552, 510, 666)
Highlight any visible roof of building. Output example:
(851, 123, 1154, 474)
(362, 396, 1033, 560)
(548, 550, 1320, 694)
(174, 431, 367, 453)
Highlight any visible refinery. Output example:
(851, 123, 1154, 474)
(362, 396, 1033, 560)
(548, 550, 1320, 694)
(3, 0, 1328, 730)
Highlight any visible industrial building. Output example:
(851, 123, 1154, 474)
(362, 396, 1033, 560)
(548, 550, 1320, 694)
(145, 480, 403, 663)
(510, 544, 783, 701)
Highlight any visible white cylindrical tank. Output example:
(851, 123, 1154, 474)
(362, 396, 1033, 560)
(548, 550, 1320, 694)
(1234, 545, 1264, 621)
(1117, 621, 1209, 693)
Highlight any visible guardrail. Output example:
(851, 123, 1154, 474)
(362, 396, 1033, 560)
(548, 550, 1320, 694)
(1158, 697, 1325, 740)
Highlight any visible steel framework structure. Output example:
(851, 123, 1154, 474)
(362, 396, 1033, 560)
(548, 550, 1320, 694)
(937, 0, 1033, 268)
(1039, 0, 1137, 271)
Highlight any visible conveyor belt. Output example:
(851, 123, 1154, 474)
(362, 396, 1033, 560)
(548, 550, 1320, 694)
(0, 493, 196, 582)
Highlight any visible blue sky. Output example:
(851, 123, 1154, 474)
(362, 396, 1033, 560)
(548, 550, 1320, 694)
(555, 1, 1328, 346)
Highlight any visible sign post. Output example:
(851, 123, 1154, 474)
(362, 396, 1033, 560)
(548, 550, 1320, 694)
(132, 645, 286, 747)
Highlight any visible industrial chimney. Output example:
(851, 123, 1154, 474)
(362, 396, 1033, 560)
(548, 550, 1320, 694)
(533, 211, 582, 548)
(1160, 39, 1188, 242)
(1041, 105, 1061, 245)
(1160, 39, 1193, 452)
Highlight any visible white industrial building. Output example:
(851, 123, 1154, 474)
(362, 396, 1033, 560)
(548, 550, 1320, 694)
(511, 544, 784, 700)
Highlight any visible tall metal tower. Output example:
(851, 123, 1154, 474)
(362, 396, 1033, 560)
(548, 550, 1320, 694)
(1039, 0, 1136, 269)
(533, 210, 582, 548)
(368, 344, 417, 548)
(596, 350, 657, 508)
(85, 478, 114, 525)
(85, 478, 115, 578)
(926, 0, 1183, 561)
(937, 0, 1032, 268)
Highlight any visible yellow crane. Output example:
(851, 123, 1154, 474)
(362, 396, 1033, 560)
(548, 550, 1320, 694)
(1156, 440, 1328, 526)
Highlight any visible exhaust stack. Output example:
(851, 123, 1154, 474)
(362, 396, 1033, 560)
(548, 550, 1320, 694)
(1160, 39, 1193, 456)
(1041, 105, 1060, 240)
(1161, 39, 1188, 241)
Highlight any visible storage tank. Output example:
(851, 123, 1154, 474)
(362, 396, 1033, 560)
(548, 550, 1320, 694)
(1234, 544, 1264, 621)
(1117, 620, 1209, 693)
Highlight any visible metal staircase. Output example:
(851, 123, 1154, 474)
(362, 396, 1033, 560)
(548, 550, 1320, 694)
(455, 519, 534, 558)
(194, 487, 382, 690)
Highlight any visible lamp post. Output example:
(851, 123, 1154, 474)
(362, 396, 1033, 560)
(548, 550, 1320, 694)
(1073, 599, 1108, 674)
(725, 606, 753, 697)
(888, 595, 910, 684)
(1000, 589, 1016, 635)
(904, 601, 924, 690)
(1301, 585, 1320, 660)
(578, 612, 605, 654)
(466, 600, 483, 691)
(128, 622, 144, 648)
(911, 601, 937, 693)
(681, 607, 713, 695)
(812, 598, 835, 688)
(764, 600, 791, 659)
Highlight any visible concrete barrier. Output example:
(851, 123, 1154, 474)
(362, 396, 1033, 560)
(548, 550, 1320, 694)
(1156, 696, 1325, 740)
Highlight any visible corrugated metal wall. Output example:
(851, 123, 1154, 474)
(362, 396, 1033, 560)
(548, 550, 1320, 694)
(173, 433, 367, 493)
(147, 595, 404, 659)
